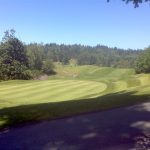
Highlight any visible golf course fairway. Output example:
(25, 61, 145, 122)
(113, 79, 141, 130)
(0, 65, 150, 129)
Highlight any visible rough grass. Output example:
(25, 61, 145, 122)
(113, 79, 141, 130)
(0, 65, 150, 130)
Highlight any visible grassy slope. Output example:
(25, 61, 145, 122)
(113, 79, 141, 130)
(0, 65, 150, 129)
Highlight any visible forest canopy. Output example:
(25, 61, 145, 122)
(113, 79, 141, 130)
(135, 47, 150, 73)
(26, 43, 141, 68)
(0, 30, 55, 80)
(0, 30, 30, 80)
(0, 29, 149, 80)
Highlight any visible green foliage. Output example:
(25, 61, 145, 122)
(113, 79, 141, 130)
(22, 69, 34, 80)
(26, 44, 141, 68)
(107, 0, 150, 7)
(0, 30, 56, 80)
(2, 29, 15, 42)
(135, 47, 150, 73)
(0, 30, 29, 80)
(26, 44, 43, 70)
(123, 0, 150, 7)
(28, 70, 43, 79)
(26, 43, 55, 77)
(0, 29, 144, 81)
(42, 60, 55, 75)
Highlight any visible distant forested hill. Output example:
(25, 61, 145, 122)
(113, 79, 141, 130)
(0, 29, 142, 81)
(26, 43, 141, 68)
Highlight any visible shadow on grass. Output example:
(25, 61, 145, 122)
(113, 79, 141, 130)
(0, 91, 150, 149)
(0, 91, 149, 130)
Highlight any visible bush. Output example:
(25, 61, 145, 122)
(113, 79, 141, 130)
(22, 70, 33, 80)
(135, 47, 150, 74)
(42, 60, 55, 75)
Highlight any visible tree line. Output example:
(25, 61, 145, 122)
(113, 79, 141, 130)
(26, 43, 142, 67)
(0, 30, 55, 80)
(0, 30, 149, 80)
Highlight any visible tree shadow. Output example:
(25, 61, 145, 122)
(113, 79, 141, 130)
(0, 91, 149, 129)
(0, 91, 150, 149)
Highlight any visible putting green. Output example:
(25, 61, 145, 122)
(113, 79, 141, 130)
(0, 80, 107, 108)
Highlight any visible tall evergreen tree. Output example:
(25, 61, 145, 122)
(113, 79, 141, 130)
(0, 30, 29, 80)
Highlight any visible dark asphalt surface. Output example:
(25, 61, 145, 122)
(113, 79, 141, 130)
(0, 102, 150, 150)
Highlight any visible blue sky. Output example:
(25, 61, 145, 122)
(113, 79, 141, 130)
(0, 0, 149, 49)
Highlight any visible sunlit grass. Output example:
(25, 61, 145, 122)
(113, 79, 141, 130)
(0, 65, 150, 129)
(0, 80, 107, 108)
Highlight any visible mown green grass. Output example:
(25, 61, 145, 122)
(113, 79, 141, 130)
(0, 80, 106, 108)
(0, 65, 150, 130)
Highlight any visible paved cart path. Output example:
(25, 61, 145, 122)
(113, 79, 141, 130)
(0, 102, 150, 150)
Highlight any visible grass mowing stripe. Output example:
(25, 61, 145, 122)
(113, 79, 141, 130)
(0, 81, 86, 107)
(0, 83, 65, 100)
(111, 81, 128, 92)
(101, 80, 128, 94)
(0, 80, 76, 95)
(126, 78, 141, 88)
(78, 85, 108, 99)
(26, 81, 98, 101)
(0, 80, 104, 107)
(137, 75, 150, 86)
(0, 82, 56, 96)
(0, 80, 82, 100)
(55, 83, 106, 97)
(26, 82, 105, 103)
(0, 80, 68, 92)
(16, 80, 88, 98)
(63, 84, 107, 99)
